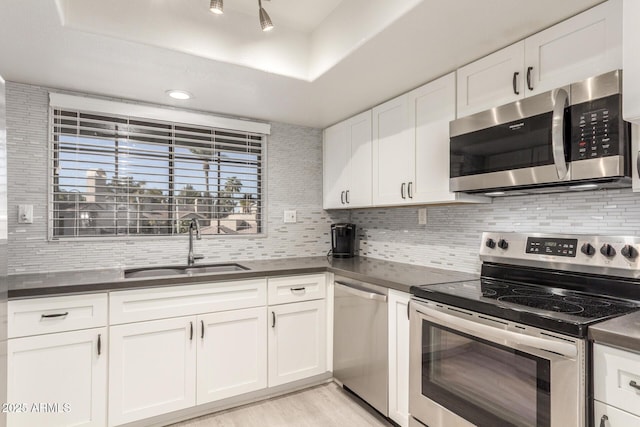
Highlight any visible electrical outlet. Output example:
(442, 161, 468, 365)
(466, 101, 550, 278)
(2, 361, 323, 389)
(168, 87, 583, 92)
(283, 210, 297, 223)
(18, 205, 33, 224)
(418, 208, 427, 225)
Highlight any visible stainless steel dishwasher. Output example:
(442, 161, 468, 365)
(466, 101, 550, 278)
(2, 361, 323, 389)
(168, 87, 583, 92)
(333, 276, 388, 416)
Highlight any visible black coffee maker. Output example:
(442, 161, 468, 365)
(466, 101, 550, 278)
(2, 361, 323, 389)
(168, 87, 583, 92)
(331, 223, 357, 258)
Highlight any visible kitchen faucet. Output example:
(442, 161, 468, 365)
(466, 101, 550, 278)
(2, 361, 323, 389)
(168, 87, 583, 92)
(187, 218, 204, 266)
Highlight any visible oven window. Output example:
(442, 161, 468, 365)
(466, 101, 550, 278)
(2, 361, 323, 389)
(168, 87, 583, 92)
(421, 320, 550, 427)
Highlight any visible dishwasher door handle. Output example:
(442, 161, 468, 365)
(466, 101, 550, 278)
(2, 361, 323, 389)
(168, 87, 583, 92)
(335, 282, 387, 302)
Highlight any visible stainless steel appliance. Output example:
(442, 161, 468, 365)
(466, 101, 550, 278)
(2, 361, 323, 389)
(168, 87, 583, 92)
(409, 232, 640, 427)
(333, 276, 388, 416)
(449, 70, 631, 195)
(331, 223, 357, 258)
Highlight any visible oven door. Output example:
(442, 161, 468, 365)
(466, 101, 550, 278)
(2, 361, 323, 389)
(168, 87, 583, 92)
(409, 299, 584, 427)
(449, 88, 570, 194)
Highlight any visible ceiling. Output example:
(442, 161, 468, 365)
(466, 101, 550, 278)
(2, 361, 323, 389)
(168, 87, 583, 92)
(0, 0, 604, 128)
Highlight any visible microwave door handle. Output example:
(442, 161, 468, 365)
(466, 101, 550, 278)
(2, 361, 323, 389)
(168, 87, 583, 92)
(415, 306, 577, 358)
(551, 88, 569, 180)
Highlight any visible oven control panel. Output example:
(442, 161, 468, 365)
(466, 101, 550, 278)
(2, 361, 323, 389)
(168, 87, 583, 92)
(480, 232, 640, 278)
(526, 237, 577, 257)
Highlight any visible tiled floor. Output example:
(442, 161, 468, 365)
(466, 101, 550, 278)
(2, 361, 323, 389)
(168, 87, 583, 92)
(169, 382, 393, 427)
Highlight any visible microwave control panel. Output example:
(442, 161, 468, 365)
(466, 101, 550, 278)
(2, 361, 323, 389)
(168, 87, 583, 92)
(571, 94, 621, 161)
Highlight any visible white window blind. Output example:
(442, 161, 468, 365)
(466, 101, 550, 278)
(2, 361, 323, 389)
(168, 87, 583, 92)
(51, 108, 265, 238)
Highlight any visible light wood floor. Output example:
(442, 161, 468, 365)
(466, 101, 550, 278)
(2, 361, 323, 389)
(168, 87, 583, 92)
(169, 382, 393, 427)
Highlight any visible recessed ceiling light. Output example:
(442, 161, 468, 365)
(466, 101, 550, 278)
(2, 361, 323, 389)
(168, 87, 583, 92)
(210, 0, 223, 15)
(166, 90, 192, 100)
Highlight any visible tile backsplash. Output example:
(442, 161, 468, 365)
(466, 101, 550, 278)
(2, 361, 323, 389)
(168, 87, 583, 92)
(6, 82, 347, 274)
(7, 82, 640, 275)
(351, 188, 640, 274)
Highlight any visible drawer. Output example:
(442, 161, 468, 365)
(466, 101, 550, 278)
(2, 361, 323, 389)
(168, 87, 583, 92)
(594, 400, 640, 427)
(267, 274, 326, 305)
(594, 343, 640, 417)
(8, 293, 108, 338)
(110, 278, 267, 324)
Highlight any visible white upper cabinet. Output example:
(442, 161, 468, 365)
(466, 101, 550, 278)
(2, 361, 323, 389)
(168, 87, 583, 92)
(373, 73, 489, 206)
(372, 94, 414, 205)
(623, 0, 640, 123)
(323, 110, 372, 209)
(457, 42, 526, 117)
(457, 0, 622, 118)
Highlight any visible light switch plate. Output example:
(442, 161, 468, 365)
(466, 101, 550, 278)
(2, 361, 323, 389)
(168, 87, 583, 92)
(18, 205, 33, 224)
(283, 210, 297, 223)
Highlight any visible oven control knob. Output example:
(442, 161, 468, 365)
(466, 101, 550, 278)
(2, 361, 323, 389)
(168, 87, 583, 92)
(485, 238, 496, 249)
(581, 243, 596, 256)
(600, 244, 616, 258)
(497, 239, 509, 250)
(621, 245, 638, 260)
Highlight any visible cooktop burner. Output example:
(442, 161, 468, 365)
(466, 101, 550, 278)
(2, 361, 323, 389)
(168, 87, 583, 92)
(411, 278, 640, 337)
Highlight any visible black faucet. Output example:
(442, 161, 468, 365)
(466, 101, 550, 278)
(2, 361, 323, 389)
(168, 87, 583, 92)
(187, 218, 204, 266)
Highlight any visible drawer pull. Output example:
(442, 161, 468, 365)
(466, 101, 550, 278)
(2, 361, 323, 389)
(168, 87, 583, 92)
(599, 414, 608, 427)
(41, 312, 69, 319)
(290, 287, 306, 294)
(630, 380, 640, 391)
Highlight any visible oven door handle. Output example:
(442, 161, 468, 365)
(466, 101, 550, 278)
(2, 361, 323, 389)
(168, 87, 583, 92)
(551, 88, 569, 180)
(415, 306, 578, 358)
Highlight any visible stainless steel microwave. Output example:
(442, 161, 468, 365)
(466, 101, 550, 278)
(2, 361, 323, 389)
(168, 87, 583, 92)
(449, 70, 631, 195)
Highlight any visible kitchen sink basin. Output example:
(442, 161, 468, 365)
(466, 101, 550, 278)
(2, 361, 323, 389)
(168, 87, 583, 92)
(124, 263, 250, 279)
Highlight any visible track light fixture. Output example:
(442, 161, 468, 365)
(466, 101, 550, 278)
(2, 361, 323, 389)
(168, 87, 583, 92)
(209, 0, 223, 15)
(258, 0, 274, 32)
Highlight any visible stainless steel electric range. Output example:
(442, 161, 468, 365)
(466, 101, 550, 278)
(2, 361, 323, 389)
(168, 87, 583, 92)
(409, 232, 640, 427)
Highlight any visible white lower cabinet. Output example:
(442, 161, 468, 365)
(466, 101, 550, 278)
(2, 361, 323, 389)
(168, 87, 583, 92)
(7, 328, 107, 427)
(268, 299, 327, 387)
(594, 400, 640, 427)
(197, 307, 268, 404)
(108, 316, 197, 426)
(388, 290, 410, 427)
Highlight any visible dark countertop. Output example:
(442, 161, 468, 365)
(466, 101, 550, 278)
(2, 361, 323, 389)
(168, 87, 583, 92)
(8, 256, 479, 299)
(589, 311, 640, 353)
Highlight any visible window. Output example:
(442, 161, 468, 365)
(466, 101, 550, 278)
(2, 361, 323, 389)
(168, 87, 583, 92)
(51, 108, 265, 238)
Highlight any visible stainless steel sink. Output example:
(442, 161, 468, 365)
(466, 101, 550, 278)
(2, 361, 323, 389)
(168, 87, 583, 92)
(124, 263, 249, 279)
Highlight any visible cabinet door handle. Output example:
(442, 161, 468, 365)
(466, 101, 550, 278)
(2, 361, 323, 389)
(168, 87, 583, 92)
(340, 191, 345, 204)
(407, 300, 411, 321)
(345, 190, 350, 204)
(97, 334, 102, 356)
(190, 321, 193, 340)
(630, 380, 640, 390)
(599, 414, 608, 427)
(512, 71, 520, 95)
(401, 183, 406, 199)
(201, 320, 205, 339)
(272, 311, 276, 328)
(41, 312, 69, 319)
(408, 182, 413, 199)
(636, 150, 640, 178)
(526, 66, 534, 91)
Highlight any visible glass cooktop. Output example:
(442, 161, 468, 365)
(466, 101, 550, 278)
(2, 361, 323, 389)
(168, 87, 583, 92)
(411, 279, 640, 337)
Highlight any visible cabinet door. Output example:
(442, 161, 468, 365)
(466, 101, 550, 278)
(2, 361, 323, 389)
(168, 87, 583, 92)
(624, 0, 640, 123)
(197, 307, 267, 404)
(388, 290, 410, 427)
(323, 121, 350, 209)
(524, 0, 622, 96)
(372, 94, 413, 205)
(109, 317, 196, 426)
(594, 400, 640, 427)
(409, 72, 457, 204)
(456, 42, 525, 118)
(7, 328, 107, 427)
(268, 299, 327, 387)
(346, 110, 372, 208)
